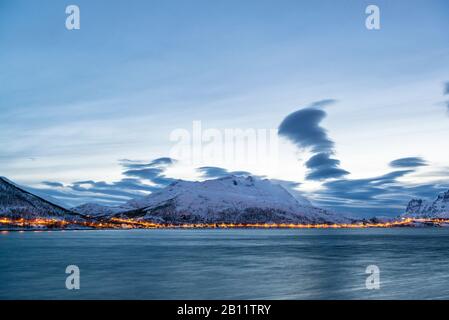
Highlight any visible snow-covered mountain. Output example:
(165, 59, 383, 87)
(0, 175, 346, 224)
(0, 177, 82, 220)
(403, 189, 449, 218)
(71, 202, 123, 217)
(116, 175, 344, 224)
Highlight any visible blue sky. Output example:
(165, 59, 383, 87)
(1, 0, 449, 217)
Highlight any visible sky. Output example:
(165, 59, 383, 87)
(1, 0, 449, 217)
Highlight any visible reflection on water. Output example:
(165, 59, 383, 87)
(1, 228, 449, 299)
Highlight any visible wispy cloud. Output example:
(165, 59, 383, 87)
(37, 157, 178, 207)
(312, 165, 449, 217)
(119, 157, 177, 185)
(389, 157, 428, 168)
(278, 100, 349, 181)
(278, 100, 448, 215)
(305, 153, 349, 180)
(41, 181, 64, 188)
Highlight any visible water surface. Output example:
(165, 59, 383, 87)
(1, 228, 449, 299)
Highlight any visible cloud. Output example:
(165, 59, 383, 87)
(310, 167, 449, 217)
(278, 107, 334, 153)
(309, 99, 338, 108)
(150, 157, 176, 166)
(278, 100, 349, 181)
(120, 157, 176, 169)
(321, 170, 415, 201)
(37, 157, 178, 207)
(28, 154, 449, 218)
(305, 153, 349, 180)
(25, 184, 131, 208)
(389, 157, 427, 168)
(122, 157, 177, 186)
(41, 181, 64, 187)
(197, 166, 251, 179)
(124, 168, 168, 181)
(69, 178, 158, 199)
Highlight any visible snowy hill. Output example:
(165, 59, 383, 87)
(116, 175, 344, 224)
(403, 189, 449, 218)
(72, 202, 123, 217)
(0, 177, 82, 220)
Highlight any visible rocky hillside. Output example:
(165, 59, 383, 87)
(0, 177, 82, 220)
(403, 190, 449, 218)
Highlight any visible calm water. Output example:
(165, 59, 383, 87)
(1, 228, 449, 299)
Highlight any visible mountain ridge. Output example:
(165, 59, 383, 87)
(403, 189, 449, 218)
(1, 175, 347, 224)
(0, 176, 83, 220)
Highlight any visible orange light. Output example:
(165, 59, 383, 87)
(1, 215, 449, 230)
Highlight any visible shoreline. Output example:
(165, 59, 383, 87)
(1, 217, 448, 231)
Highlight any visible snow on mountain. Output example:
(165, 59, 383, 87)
(71, 202, 123, 217)
(117, 175, 345, 224)
(0, 176, 82, 220)
(0, 175, 347, 224)
(403, 189, 449, 218)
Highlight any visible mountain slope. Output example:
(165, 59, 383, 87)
(403, 189, 449, 218)
(0, 177, 82, 220)
(72, 202, 123, 217)
(116, 175, 343, 224)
